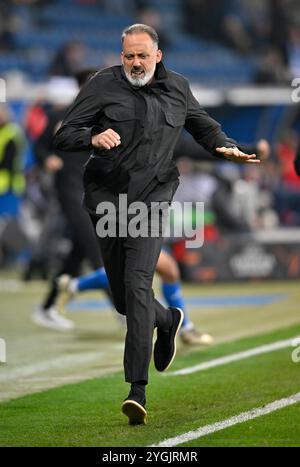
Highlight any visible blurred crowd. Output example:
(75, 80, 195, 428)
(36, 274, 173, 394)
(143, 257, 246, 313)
(1, 0, 300, 275)
(184, 0, 300, 84)
(1, 87, 300, 275)
(1, 0, 300, 85)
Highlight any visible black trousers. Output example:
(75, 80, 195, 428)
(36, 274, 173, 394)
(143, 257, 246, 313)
(90, 213, 171, 384)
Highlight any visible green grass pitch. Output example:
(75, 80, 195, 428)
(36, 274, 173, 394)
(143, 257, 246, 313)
(1, 273, 300, 446)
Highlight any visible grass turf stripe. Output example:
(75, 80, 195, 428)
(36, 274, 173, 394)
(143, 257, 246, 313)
(151, 391, 300, 447)
(0, 345, 123, 382)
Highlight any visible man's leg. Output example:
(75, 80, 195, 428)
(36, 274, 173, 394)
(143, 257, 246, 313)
(32, 240, 85, 331)
(157, 250, 213, 346)
(90, 212, 182, 424)
(122, 235, 167, 384)
(33, 197, 104, 331)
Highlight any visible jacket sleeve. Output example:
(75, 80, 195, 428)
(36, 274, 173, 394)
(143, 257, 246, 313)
(54, 75, 103, 152)
(184, 83, 237, 159)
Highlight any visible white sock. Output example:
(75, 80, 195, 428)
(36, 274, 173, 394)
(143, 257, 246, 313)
(69, 279, 78, 294)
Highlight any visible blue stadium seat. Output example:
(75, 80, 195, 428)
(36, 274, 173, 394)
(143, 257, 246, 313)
(3, 0, 256, 85)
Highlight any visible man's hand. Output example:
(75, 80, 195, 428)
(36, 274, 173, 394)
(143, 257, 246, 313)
(216, 147, 260, 164)
(45, 155, 63, 172)
(92, 129, 121, 150)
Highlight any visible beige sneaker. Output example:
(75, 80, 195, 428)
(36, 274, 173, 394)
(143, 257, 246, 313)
(57, 274, 75, 314)
(180, 327, 214, 346)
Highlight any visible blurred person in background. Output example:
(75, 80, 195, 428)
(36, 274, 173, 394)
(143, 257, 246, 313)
(31, 72, 111, 330)
(137, 6, 171, 51)
(48, 41, 87, 78)
(0, 103, 25, 217)
(238, 164, 278, 230)
(21, 78, 80, 282)
(0, 103, 26, 265)
(287, 24, 300, 78)
(183, 0, 253, 54)
(183, 0, 298, 66)
(273, 129, 300, 225)
(219, 138, 275, 231)
(269, 0, 289, 65)
(174, 137, 271, 234)
(56, 243, 213, 346)
(215, 140, 275, 232)
(21, 88, 59, 280)
(0, 0, 16, 51)
(254, 47, 290, 85)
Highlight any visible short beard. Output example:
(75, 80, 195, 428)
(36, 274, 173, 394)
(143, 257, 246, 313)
(124, 63, 156, 88)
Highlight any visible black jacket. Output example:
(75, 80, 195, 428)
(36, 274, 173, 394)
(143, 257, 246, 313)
(35, 108, 90, 202)
(54, 62, 235, 213)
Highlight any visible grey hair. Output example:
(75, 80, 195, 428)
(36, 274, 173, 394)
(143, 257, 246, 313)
(121, 23, 159, 48)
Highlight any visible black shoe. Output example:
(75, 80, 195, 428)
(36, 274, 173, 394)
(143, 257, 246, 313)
(154, 307, 184, 372)
(122, 385, 147, 425)
(122, 399, 147, 425)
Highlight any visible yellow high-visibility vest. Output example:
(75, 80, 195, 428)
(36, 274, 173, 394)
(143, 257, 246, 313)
(0, 123, 25, 195)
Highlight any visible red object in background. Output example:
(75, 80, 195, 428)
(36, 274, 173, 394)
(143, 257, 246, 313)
(277, 142, 300, 190)
(172, 225, 220, 262)
(172, 239, 186, 262)
(204, 224, 219, 243)
(24, 104, 48, 141)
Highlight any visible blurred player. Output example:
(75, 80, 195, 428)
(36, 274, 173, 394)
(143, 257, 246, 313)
(56, 247, 213, 346)
(31, 72, 110, 331)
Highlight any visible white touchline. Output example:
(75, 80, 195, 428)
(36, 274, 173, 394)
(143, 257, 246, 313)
(150, 391, 300, 447)
(166, 337, 298, 376)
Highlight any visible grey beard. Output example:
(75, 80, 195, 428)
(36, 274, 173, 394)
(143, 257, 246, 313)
(124, 66, 155, 88)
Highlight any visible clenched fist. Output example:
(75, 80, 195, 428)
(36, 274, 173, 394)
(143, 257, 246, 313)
(92, 129, 121, 150)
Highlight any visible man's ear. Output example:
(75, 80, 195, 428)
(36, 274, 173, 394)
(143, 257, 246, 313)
(120, 51, 124, 64)
(156, 49, 162, 63)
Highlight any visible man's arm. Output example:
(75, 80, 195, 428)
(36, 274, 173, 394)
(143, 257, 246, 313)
(184, 84, 260, 165)
(54, 75, 121, 152)
(54, 76, 104, 152)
